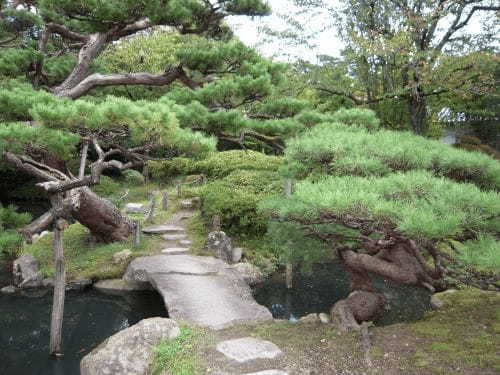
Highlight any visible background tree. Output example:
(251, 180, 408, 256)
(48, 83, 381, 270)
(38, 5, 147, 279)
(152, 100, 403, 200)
(265, 0, 499, 135)
(260, 108, 500, 327)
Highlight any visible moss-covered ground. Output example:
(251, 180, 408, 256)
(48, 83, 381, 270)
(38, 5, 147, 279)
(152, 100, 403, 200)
(154, 288, 499, 375)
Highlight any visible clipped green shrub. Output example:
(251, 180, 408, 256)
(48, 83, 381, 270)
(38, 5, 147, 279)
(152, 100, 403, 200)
(199, 169, 282, 235)
(92, 175, 121, 197)
(121, 169, 145, 186)
(149, 157, 194, 181)
(150, 150, 283, 181)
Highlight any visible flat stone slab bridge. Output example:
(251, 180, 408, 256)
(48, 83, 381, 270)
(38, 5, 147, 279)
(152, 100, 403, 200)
(124, 219, 272, 330)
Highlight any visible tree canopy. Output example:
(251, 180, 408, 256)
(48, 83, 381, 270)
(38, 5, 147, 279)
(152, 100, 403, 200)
(260, 108, 499, 323)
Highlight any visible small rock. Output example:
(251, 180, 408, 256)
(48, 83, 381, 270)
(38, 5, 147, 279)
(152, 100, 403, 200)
(42, 278, 54, 288)
(299, 313, 319, 323)
(216, 337, 283, 363)
(180, 199, 194, 209)
(1, 285, 17, 294)
(125, 203, 148, 214)
(80, 318, 180, 375)
(112, 249, 132, 264)
(206, 231, 233, 263)
(13, 254, 43, 288)
(318, 312, 331, 324)
(232, 247, 243, 263)
(231, 263, 264, 286)
(431, 289, 458, 309)
(66, 278, 92, 291)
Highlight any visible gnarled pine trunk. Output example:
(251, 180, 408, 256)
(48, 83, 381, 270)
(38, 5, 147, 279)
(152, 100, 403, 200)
(71, 187, 132, 243)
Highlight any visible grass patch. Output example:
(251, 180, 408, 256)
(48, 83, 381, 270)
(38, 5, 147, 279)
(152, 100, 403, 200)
(152, 326, 202, 375)
(24, 222, 159, 280)
(408, 288, 500, 371)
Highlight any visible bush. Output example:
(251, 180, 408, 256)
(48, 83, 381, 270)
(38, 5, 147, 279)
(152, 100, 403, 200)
(0, 230, 24, 260)
(329, 108, 380, 130)
(92, 175, 121, 197)
(150, 150, 283, 180)
(199, 169, 282, 235)
(121, 169, 145, 186)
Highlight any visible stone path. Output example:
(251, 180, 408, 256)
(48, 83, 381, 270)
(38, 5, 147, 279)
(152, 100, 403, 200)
(129, 198, 288, 374)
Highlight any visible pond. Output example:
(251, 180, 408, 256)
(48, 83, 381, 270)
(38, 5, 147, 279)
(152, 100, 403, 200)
(0, 289, 167, 375)
(253, 262, 433, 326)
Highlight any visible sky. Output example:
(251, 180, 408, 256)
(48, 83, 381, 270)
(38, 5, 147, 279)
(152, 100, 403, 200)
(227, 0, 492, 63)
(227, 0, 342, 63)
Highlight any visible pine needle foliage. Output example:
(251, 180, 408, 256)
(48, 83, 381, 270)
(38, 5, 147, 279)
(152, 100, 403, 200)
(260, 108, 500, 271)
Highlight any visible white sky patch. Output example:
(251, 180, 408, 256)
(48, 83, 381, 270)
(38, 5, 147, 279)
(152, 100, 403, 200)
(227, 0, 342, 63)
(227, 0, 493, 63)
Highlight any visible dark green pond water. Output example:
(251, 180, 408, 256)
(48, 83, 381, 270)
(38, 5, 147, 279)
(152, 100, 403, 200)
(253, 262, 433, 326)
(0, 289, 167, 375)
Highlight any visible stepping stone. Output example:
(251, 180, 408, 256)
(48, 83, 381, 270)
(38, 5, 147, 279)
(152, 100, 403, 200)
(180, 199, 195, 209)
(179, 239, 192, 246)
(143, 224, 185, 234)
(244, 371, 289, 375)
(162, 234, 187, 241)
(161, 248, 190, 255)
(216, 337, 283, 363)
(125, 203, 148, 214)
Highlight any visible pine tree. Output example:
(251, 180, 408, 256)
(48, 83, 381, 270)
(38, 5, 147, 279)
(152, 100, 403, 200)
(259, 108, 500, 328)
(0, 0, 282, 241)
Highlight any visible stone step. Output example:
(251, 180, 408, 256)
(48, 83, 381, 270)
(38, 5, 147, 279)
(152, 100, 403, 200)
(162, 234, 187, 241)
(179, 239, 192, 246)
(161, 248, 190, 255)
(180, 197, 201, 210)
(216, 337, 283, 363)
(142, 224, 185, 235)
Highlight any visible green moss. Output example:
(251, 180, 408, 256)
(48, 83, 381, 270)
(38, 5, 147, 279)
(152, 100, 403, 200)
(409, 288, 500, 370)
(370, 346, 385, 360)
(152, 326, 203, 375)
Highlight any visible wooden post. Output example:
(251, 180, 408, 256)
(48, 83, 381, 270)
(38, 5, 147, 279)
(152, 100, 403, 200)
(133, 220, 141, 246)
(78, 138, 89, 179)
(176, 183, 182, 197)
(212, 215, 221, 232)
(142, 161, 149, 186)
(162, 191, 168, 211)
(49, 192, 66, 357)
(145, 194, 156, 223)
(284, 178, 294, 289)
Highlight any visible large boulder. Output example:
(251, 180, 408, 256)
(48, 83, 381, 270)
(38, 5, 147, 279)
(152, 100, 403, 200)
(12, 254, 43, 288)
(80, 318, 180, 375)
(112, 249, 132, 264)
(206, 231, 233, 263)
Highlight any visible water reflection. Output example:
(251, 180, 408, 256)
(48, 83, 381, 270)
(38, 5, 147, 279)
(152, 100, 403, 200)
(0, 289, 167, 375)
(253, 262, 432, 326)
